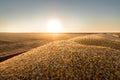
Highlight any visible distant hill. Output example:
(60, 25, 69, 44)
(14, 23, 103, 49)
(70, 34, 120, 50)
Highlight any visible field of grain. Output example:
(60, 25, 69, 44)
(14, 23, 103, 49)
(70, 34, 120, 50)
(0, 33, 87, 58)
(0, 33, 120, 80)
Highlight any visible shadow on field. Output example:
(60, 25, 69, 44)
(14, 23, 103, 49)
(0, 51, 26, 62)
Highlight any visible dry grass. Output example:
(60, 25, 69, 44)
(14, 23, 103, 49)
(0, 33, 120, 80)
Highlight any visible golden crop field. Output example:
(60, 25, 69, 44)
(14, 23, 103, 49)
(0, 33, 120, 80)
(0, 33, 87, 58)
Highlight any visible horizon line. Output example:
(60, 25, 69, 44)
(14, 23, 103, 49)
(0, 32, 120, 34)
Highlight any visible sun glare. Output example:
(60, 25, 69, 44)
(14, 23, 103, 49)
(47, 19, 62, 33)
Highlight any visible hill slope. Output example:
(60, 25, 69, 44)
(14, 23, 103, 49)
(0, 37, 120, 80)
(70, 34, 120, 50)
(0, 33, 86, 58)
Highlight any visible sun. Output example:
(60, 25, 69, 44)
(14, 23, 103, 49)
(47, 19, 62, 33)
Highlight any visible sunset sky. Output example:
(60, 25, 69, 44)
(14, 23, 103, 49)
(0, 0, 120, 32)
